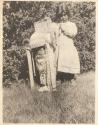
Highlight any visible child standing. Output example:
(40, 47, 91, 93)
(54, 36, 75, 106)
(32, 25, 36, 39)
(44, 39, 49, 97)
(57, 21, 80, 81)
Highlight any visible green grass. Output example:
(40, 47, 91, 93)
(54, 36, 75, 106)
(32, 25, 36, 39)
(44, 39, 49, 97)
(3, 71, 95, 123)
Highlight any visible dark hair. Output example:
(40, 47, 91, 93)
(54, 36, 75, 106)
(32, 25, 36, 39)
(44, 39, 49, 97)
(61, 15, 68, 22)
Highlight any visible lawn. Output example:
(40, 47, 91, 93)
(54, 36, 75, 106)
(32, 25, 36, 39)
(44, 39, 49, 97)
(3, 71, 95, 123)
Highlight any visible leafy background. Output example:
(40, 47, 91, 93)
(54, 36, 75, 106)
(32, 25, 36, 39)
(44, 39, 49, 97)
(3, 1, 95, 84)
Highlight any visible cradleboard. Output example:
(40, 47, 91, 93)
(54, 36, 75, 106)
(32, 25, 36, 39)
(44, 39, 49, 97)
(25, 21, 56, 89)
(25, 21, 48, 89)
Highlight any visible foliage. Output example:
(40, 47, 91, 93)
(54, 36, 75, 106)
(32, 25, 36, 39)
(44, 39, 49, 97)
(3, 1, 95, 83)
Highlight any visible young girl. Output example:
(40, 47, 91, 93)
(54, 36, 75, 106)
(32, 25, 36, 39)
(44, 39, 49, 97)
(57, 21, 80, 82)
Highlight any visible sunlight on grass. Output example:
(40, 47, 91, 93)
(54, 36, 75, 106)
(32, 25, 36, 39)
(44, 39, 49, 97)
(3, 71, 95, 123)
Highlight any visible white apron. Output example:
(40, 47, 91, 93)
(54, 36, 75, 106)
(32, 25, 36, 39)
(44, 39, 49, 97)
(57, 34, 80, 74)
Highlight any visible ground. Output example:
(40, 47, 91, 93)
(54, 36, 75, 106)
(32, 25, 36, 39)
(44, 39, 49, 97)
(3, 71, 95, 123)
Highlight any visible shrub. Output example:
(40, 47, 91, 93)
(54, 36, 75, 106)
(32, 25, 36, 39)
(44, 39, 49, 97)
(3, 1, 95, 83)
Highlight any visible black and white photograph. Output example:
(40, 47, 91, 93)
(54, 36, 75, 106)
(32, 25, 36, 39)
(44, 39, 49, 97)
(2, 0, 95, 123)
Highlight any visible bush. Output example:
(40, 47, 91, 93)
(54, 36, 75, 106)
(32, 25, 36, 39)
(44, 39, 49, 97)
(3, 47, 29, 83)
(3, 1, 95, 83)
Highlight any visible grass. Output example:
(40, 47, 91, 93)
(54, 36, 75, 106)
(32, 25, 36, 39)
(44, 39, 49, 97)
(3, 71, 95, 123)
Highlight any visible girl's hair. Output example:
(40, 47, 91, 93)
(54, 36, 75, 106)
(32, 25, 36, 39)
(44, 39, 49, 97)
(61, 15, 68, 23)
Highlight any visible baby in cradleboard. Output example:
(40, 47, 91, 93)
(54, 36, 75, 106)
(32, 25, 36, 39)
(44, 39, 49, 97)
(24, 17, 58, 92)
(57, 21, 80, 83)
